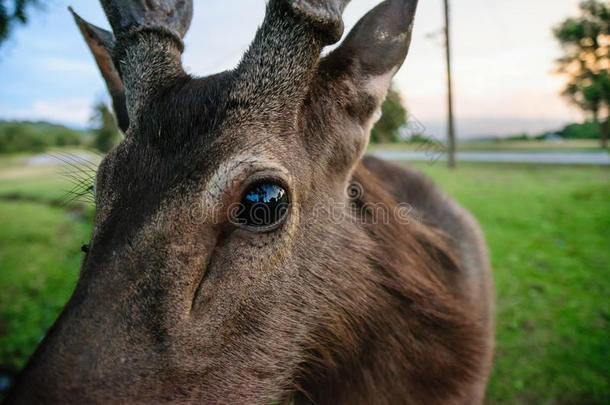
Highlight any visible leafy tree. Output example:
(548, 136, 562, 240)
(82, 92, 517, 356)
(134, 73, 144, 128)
(555, 0, 610, 148)
(371, 83, 408, 143)
(0, 0, 41, 46)
(90, 102, 121, 153)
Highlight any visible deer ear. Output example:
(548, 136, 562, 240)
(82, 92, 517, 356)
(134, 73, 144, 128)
(318, 0, 417, 128)
(69, 8, 129, 133)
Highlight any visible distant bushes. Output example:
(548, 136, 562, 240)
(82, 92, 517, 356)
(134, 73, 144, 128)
(0, 102, 122, 155)
(532, 121, 601, 141)
(501, 121, 603, 142)
(0, 121, 85, 154)
(556, 121, 600, 139)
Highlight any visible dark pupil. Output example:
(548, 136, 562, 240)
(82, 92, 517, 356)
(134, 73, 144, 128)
(238, 183, 289, 227)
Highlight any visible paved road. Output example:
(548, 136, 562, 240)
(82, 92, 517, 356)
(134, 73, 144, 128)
(372, 150, 610, 165)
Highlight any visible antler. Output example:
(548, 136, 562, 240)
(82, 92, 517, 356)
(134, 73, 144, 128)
(231, 0, 350, 118)
(99, 0, 192, 49)
(102, 0, 193, 120)
(287, 0, 350, 43)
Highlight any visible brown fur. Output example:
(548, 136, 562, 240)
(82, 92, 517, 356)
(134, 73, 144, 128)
(6, 1, 494, 403)
(291, 162, 493, 405)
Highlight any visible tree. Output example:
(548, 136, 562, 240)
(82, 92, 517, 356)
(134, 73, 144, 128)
(555, 0, 610, 148)
(90, 102, 121, 153)
(0, 0, 41, 46)
(371, 83, 408, 143)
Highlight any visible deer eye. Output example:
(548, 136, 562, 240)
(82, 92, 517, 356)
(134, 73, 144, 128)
(236, 182, 289, 230)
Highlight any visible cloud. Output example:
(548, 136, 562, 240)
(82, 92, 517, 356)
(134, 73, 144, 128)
(0, 97, 94, 126)
(40, 57, 98, 77)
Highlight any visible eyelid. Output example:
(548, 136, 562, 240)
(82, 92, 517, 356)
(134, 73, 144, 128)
(203, 156, 291, 205)
(239, 172, 290, 199)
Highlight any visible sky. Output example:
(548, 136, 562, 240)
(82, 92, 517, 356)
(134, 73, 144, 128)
(0, 0, 586, 139)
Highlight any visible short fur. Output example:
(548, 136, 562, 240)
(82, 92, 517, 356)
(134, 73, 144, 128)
(6, 1, 494, 404)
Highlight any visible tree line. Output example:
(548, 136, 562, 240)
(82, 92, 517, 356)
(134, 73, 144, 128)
(0, 120, 83, 154)
(0, 102, 121, 154)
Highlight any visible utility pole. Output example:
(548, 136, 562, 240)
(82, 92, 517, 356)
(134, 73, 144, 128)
(443, 0, 456, 168)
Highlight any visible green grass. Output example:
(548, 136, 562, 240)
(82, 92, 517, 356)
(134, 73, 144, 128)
(0, 175, 77, 204)
(0, 202, 91, 372)
(409, 162, 610, 405)
(0, 154, 94, 378)
(0, 155, 608, 404)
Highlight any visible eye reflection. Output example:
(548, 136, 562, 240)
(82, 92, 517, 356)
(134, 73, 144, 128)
(237, 183, 289, 229)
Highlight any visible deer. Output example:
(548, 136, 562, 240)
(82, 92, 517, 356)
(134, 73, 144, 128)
(5, 0, 494, 403)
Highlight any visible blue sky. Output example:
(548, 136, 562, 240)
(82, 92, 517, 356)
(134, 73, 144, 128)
(0, 0, 584, 138)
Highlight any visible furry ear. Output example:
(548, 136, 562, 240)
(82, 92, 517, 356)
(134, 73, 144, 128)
(303, 0, 418, 175)
(70, 8, 129, 132)
(319, 0, 418, 128)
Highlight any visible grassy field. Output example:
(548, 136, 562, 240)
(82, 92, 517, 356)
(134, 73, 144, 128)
(0, 154, 95, 392)
(409, 161, 610, 405)
(0, 154, 608, 404)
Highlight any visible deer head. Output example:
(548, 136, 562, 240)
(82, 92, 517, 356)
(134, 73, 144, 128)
(5, 1, 470, 403)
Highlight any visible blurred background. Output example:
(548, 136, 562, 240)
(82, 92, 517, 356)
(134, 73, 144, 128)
(0, 0, 608, 404)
